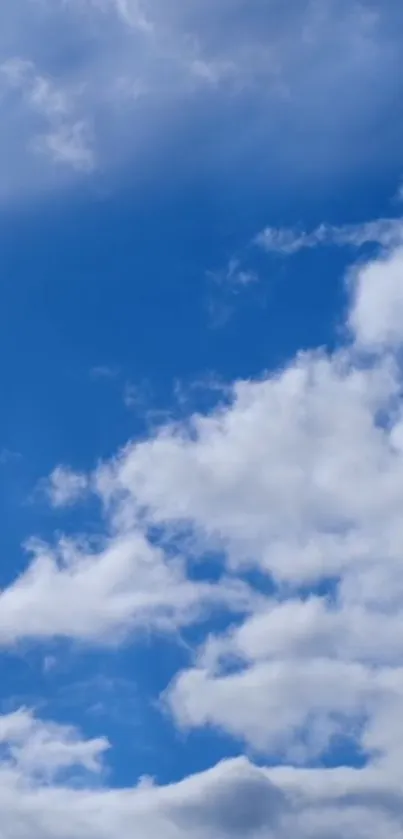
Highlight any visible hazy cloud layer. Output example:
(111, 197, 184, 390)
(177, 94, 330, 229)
(1, 1, 403, 199)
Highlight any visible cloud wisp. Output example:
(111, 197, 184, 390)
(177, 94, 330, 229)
(256, 217, 403, 255)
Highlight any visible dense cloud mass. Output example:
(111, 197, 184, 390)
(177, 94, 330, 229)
(1, 716, 403, 838)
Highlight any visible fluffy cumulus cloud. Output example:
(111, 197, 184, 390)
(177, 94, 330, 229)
(1, 709, 403, 838)
(0, 708, 108, 782)
(1, 0, 403, 199)
(0, 529, 252, 645)
(43, 466, 89, 508)
(2, 226, 403, 835)
(349, 245, 403, 349)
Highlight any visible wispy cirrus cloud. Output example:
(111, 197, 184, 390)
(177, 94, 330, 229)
(255, 217, 403, 255)
(0, 57, 95, 174)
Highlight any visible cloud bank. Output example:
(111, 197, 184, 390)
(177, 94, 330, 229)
(2, 224, 403, 834)
(1, 708, 403, 838)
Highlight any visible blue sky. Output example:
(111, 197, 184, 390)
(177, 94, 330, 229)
(2, 2, 403, 837)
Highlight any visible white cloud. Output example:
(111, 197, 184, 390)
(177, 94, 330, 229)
(255, 218, 403, 349)
(349, 245, 403, 349)
(80, 241, 403, 775)
(107, 0, 154, 32)
(44, 466, 89, 508)
(0, 529, 252, 645)
(168, 657, 373, 759)
(0, 721, 402, 838)
(212, 258, 258, 288)
(0, 708, 108, 782)
(0, 58, 95, 173)
(1, 59, 69, 115)
(37, 121, 95, 171)
(94, 350, 401, 585)
(4, 228, 403, 834)
(256, 218, 403, 254)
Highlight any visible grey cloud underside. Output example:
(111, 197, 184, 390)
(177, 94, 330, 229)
(0, 0, 403, 199)
(1, 744, 403, 839)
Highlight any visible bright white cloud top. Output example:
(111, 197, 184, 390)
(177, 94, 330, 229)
(1, 223, 403, 836)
